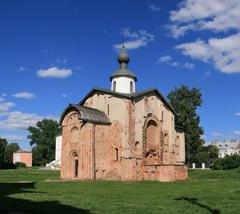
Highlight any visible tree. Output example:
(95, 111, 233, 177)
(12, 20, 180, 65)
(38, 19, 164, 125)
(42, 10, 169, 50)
(168, 86, 204, 164)
(195, 145, 219, 167)
(4, 143, 20, 163)
(0, 138, 7, 164)
(28, 119, 60, 166)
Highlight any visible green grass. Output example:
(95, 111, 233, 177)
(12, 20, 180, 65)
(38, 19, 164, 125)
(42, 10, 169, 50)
(0, 168, 240, 213)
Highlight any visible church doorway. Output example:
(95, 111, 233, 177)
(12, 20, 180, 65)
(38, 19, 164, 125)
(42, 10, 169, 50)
(72, 154, 79, 178)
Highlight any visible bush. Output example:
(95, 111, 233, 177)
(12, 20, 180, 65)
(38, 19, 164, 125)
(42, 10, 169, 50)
(212, 154, 240, 170)
(15, 162, 27, 168)
(0, 162, 17, 169)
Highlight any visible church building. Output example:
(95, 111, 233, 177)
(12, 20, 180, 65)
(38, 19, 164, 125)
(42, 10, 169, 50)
(59, 46, 188, 181)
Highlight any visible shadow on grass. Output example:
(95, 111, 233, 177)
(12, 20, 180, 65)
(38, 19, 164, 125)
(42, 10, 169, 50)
(0, 182, 90, 214)
(175, 197, 220, 214)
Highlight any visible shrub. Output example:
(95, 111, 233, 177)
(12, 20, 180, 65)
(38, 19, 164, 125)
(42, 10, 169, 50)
(15, 162, 27, 168)
(212, 154, 240, 170)
(0, 162, 17, 169)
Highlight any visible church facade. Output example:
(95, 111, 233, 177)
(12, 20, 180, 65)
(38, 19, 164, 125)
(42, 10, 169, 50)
(60, 46, 188, 181)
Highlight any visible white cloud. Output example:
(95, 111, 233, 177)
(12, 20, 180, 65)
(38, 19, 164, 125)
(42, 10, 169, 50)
(183, 62, 195, 69)
(0, 111, 42, 130)
(148, 4, 160, 12)
(158, 55, 179, 67)
(13, 92, 37, 99)
(158, 55, 194, 69)
(235, 112, 240, 116)
(159, 55, 172, 63)
(0, 111, 57, 130)
(37, 67, 72, 78)
(169, 0, 240, 37)
(0, 134, 27, 142)
(168, 24, 196, 39)
(0, 102, 15, 113)
(175, 33, 240, 73)
(114, 28, 154, 50)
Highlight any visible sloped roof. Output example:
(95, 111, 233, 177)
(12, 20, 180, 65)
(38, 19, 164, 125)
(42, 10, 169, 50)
(110, 69, 137, 81)
(79, 88, 177, 115)
(15, 150, 32, 153)
(59, 104, 110, 125)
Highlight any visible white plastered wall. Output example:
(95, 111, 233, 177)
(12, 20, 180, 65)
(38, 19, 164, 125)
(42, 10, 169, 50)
(111, 76, 135, 94)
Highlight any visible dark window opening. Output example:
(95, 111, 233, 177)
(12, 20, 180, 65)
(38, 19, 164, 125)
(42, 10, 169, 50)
(130, 81, 133, 92)
(74, 159, 78, 178)
(115, 148, 119, 160)
(113, 81, 116, 92)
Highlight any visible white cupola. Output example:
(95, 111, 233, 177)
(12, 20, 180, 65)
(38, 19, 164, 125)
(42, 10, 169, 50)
(110, 45, 137, 94)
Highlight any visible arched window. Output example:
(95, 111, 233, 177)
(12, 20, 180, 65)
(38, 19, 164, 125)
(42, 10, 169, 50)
(146, 120, 159, 147)
(115, 148, 119, 160)
(70, 127, 79, 143)
(130, 81, 133, 93)
(113, 81, 116, 92)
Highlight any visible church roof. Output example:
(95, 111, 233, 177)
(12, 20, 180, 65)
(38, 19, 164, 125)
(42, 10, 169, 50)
(79, 88, 177, 115)
(110, 45, 137, 81)
(59, 104, 111, 125)
(110, 69, 137, 81)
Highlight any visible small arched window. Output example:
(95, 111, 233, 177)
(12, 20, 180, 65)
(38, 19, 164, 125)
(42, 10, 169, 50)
(130, 81, 133, 93)
(115, 148, 119, 160)
(113, 81, 116, 92)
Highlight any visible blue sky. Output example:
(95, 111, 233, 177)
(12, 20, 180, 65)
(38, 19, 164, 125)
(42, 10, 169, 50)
(0, 0, 240, 150)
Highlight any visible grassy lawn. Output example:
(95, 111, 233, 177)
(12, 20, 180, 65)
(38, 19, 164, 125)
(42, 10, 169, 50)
(0, 168, 239, 214)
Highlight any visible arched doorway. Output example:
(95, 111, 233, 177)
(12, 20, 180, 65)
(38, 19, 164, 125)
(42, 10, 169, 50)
(69, 152, 79, 178)
(73, 155, 79, 178)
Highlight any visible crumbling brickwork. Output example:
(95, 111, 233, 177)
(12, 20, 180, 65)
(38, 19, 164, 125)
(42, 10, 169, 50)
(60, 90, 188, 181)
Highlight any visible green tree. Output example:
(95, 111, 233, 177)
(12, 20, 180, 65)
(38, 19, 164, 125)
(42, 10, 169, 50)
(0, 137, 8, 164)
(195, 145, 219, 166)
(28, 119, 60, 166)
(168, 86, 204, 164)
(4, 143, 20, 163)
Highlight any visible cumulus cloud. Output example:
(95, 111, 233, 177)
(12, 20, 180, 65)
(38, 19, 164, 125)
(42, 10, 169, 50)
(168, 24, 196, 39)
(37, 67, 72, 78)
(114, 28, 154, 50)
(0, 102, 15, 113)
(175, 33, 240, 73)
(158, 55, 179, 67)
(13, 92, 37, 99)
(0, 111, 57, 130)
(183, 62, 195, 69)
(158, 55, 194, 69)
(0, 134, 27, 142)
(169, 0, 240, 37)
(0, 98, 57, 131)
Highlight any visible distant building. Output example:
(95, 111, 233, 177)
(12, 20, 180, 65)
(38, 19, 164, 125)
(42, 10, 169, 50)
(45, 135, 62, 169)
(211, 140, 240, 158)
(13, 150, 32, 167)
